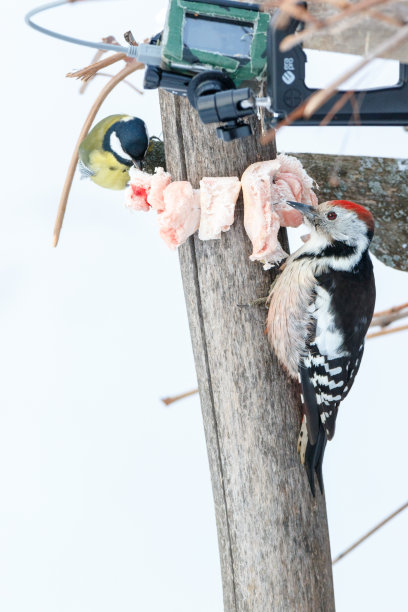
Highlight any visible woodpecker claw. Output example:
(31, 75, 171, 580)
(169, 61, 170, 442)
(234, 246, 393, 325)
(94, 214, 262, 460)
(237, 295, 269, 308)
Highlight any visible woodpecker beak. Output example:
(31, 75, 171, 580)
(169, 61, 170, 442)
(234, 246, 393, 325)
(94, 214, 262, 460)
(286, 201, 318, 223)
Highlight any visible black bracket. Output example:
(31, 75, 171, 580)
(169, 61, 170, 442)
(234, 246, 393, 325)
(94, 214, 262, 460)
(267, 11, 408, 126)
(142, 11, 408, 139)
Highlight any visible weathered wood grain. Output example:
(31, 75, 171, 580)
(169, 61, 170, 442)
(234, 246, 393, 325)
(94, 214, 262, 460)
(293, 153, 408, 271)
(159, 91, 335, 612)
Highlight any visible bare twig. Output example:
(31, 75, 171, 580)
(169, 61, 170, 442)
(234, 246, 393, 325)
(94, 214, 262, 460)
(304, 23, 408, 117)
(366, 323, 408, 339)
(274, 1, 320, 27)
(368, 8, 405, 28)
(369, 311, 408, 328)
(332, 501, 408, 564)
(319, 90, 356, 126)
(280, 0, 396, 52)
(367, 302, 408, 338)
(161, 389, 199, 406)
(53, 60, 144, 247)
(371, 302, 408, 319)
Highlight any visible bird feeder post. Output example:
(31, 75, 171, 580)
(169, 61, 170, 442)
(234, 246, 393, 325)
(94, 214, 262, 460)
(159, 90, 335, 611)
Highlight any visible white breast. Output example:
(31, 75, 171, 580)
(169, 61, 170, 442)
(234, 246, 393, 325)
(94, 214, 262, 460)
(267, 258, 316, 378)
(312, 286, 347, 358)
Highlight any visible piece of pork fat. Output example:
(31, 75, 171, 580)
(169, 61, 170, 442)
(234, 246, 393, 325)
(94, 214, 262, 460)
(124, 167, 152, 212)
(147, 167, 172, 213)
(242, 160, 287, 268)
(274, 154, 318, 226)
(199, 177, 241, 240)
(159, 181, 201, 249)
(242, 155, 317, 269)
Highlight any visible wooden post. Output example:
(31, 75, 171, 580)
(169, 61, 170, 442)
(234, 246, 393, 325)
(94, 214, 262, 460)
(159, 92, 335, 611)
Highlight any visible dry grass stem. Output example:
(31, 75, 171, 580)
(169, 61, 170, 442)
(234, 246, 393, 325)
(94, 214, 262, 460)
(79, 36, 119, 94)
(79, 50, 105, 93)
(88, 73, 143, 93)
(53, 60, 144, 247)
(67, 52, 128, 82)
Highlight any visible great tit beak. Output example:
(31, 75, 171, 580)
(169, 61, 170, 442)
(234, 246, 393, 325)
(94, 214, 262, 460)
(286, 201, 317, 222)
(131, 158, 142, 169)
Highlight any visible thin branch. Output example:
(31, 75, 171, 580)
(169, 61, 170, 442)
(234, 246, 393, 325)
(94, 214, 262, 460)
(303, 23, 408, 117)
(332, 501, 408, 564)
(165, 304, 408, 404)
(370, 311, 408, 329)
(366, 323, 408, 339)
(274, 1, 320, 27)
(368, 8, 406, 28)
(319, 90, 356, 126)
(53, 60, 144, 247)
(371, 302, 408, 319)
(161, 389, 199, 406)
(279, 0, 396, 52)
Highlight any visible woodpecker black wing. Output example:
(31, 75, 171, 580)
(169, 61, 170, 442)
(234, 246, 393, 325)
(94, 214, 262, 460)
(298, 251, 375, 494)
(303, 342, 365, 440)
(299, 339, 364, 495)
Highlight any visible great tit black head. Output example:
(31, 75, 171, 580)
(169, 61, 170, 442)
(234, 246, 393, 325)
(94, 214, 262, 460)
(102, 116, 149, 167)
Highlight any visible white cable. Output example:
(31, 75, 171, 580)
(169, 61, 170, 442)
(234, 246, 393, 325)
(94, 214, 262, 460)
(24, 0, 158, 61)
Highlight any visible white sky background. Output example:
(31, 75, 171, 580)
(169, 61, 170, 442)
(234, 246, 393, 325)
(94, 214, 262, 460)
(1, 1, 408, 611)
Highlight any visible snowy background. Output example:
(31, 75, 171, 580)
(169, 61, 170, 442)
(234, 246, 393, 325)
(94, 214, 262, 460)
(1, 1, 407, 610)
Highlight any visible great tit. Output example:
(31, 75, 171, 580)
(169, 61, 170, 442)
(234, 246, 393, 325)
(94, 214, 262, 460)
(78, 114, 150, 190)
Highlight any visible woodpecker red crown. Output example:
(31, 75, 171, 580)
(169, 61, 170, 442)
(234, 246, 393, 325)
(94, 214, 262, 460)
(327, 200, 375, 233)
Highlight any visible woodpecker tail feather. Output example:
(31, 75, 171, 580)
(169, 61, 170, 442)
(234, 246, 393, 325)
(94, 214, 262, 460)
(298, 417, 327, 496)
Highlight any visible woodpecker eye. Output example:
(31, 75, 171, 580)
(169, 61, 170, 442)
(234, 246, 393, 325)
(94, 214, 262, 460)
(327, 211, 337, 220)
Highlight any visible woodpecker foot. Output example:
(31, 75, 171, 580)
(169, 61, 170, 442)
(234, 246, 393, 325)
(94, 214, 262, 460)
(238, 266, 284, 308)
(238, 295, 269, 308)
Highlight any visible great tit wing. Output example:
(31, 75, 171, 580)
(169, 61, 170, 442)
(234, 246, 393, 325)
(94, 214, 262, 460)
(78, 158, 95, 179)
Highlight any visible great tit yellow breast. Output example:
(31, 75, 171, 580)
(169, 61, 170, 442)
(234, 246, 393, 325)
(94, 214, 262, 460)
(89, 150, 130, 190)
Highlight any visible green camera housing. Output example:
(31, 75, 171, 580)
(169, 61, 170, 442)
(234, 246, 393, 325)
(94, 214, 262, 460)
(161, 0, 270, 91)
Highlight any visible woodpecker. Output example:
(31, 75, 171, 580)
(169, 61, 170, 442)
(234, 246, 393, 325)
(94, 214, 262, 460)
(266, 200, 376, 495)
